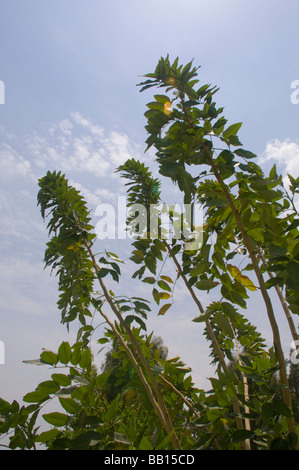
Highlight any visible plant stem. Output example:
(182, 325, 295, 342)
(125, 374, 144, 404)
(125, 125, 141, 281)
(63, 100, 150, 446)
(163, 240, 247, 449)
(98, 307, 166, 426)
(260, 252, 299, 343)
(229, 318, 251, 450)
(201, 141, 298, 442)
(84, 239, 182, 450)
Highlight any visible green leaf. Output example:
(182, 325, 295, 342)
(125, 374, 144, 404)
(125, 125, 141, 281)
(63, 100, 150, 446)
(270, 437, 288, 450)
(71, 431, 101, 450)
(58, 342, 72, 364)
(124, 315, 147, 330)
(192, 309, 213, 323)
(214, 312, 234, 338)
(9, 429, 27, 449)
(223, 122, 242, 140)
(97, 268, 109, 279)
(261, 402, 273, 422)
(70, 347, 82, 366)
(247, 228, 264, 243)
(195, 280, 219, 290)
(155, 431, 174, 450)
(43, 412, 69, 427)
(38, 380, 60, 394)
(152, 288, 160, 305)
(104, 397, 119, 422)
(59, 397, 79, 414)
(269, 164, 278, 180)
(232, 429, 255, 443)
(273, 400, 293, 418)
(157, 280, 172, 292)
(79, 349, 92, 370)
(139, 435, 154, 450)
(142, 276, 156, 284)
(221, 302, 238, 320)
(23, 390, 49, 403)
(35, 429, 61, 443)
(133, 300, 151, 311)
(51, 373, 72, 387)
(40, 350, 58, 366)
(234, 148, 257, 160)
(265, 277, 284, 289)
(190, 262, 210, 277)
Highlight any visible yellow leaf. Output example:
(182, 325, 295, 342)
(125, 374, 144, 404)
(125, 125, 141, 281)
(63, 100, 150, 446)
(158, 292, 171, 300)
(66, 244, 79, 252)
(124, 389, 137, 403)
(163, 101, 172, 115)
(227, 264, 241, 279)
(158, 303, 172, 316)
(160, 275, 173, 284)
(239, 274, 256, 291)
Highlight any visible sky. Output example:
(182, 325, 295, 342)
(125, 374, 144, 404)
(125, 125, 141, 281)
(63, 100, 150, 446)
(0, 0, 299, 411)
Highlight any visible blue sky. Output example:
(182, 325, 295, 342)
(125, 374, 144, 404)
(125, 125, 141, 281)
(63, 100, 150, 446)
(0, 0, 299, 406)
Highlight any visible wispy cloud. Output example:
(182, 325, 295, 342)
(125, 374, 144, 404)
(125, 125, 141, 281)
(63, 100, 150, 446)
(260, 138, 299, 181)
(27, 112, 141, 178)
(0, 113, 144, 252)
(0, 144, 32, 179)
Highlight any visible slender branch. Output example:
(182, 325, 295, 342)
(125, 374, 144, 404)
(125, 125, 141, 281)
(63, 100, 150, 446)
(179, 99, 297, 443)
(84, 239, 182, 450)
(201, 140, 298, 441)
(98, 306, 164, 423)
(229, 319, 251, 450)
(158, 374, 223, 450)
(260, 252, 299, 343)
(158, 373, 200, 419)
(162, 240, 247, 448)
(163, 241, 227, 369)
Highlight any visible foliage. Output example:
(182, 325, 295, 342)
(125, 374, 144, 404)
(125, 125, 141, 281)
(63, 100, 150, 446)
(1, 55, 299, 450)
(101, 336, 168, 402)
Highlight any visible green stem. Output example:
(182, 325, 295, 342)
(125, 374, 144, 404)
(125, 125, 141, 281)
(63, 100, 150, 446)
(84, 239, 182, 450)
(163, 240, 247, 448)
(260, 252, 299, 343)
(201, 141, 298, 442)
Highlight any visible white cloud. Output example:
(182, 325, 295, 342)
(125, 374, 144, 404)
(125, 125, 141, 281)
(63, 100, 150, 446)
(27, 112, 140, 178)
(0, 112, 141, 257)
(70, 180, 118, 207)
(0, 144, 32, 178)
(259, 139, 299, 208)
(260, 138, 299, 181)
